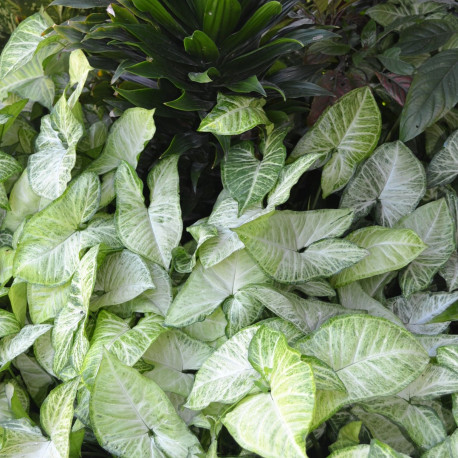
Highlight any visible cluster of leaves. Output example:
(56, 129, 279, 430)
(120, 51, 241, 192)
(0, 0, 456, 457)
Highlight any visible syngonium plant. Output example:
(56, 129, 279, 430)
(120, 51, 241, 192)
(0, 2, 456, 457)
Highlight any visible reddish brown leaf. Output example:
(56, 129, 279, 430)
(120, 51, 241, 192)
(376, 72, 413, 106)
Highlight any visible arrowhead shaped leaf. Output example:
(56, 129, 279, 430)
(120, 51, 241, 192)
(333, 226, 426, 287)
(396, 199, 455, 296)
(29, 96, 84, 200)
(198, 93, 269, 135)
(358, 397, 446, 449)
(290, 87, 381, 197)
(386, 291, 458, 335)
(223, 327, 315, 458)
(422, 430, 458, 458)
(87, 107, 156, 175)
(165, 250, 269, 327)
(90, 250, 155, 310)
(28, 280, 71, 324)
(186, 326, 260, 410)
(427, 130, 458, 188)
(222, 127, 286, 214)
(296, 315, 429, 427)
(235, 209, 367, 283)
(115, 158, 181, 269)
(40, 378, 79, 457)
(0, 12, 52, 79)
(14, 173, 101, 285)
(90, 351, 201, 458)
(340, 141, 426, 227)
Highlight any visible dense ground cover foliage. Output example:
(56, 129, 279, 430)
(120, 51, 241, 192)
(0, 0, 456, 456)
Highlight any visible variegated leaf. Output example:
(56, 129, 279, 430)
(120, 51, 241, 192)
(340, 141, 426, 227)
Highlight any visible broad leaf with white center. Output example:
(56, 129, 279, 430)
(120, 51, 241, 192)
(338, 282, 402, 325)
(68, 49, 93, 108)
(386, 291, 458, 335)
(427, 130, 458, 188)
(115, 158, 181, 269)
(242, 284, 356, 333)
(81, 310, 164, 389)
(14, 173, 101, 285)
(222, 127, 286, 214)
(40, 378, 79, 458)
(0, 324, 52, 370)
(235, 209, 367, 283)
(396, 199, 455, 296)
(333, 226, 426, 287)
(296, 315, 429, 427)
(90, 250, 155, 310)
(422, 430, 458, 458)
(186, 326, 260, 410)
(52, 246, 98, 377)
(28, 280, 71, 324)
(0, 12, 52, 79)
(267, 153, 322, 209)
(0, 309, 20, 338)
(165, 249, 268, 327)
(302, 355, 346, 392)
(358, 397, 446, 449)
(223, 290, 264, 337)
(223, 327, 315, 458)
(29, 96, 84, 200)
(142, 330, 213, 397)
(439, 251, 458, 292)
(437, 345, 458, 373)
(87, 107, 156, 175)
(90, 350, 201, 458)
(398, 364, 458, 401)
(290, 87, 381, 197)
(340, 141, 426, 227)
(198, 93, 269, 135)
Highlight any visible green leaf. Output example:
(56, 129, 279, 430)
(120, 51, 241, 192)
(0, 55, 55, 110)
(296, 315, 429, 427)
(223, 327, 315, 458)
(29, 96, 84, 200)
(235, 209, 367, 283)
(52, 246, 98, 377)
(68, 49, 93, 108)
(267, 153, 322, 209)
(183, 30, 219, 61)
(303, 355, 346, 393)
(40, 379, 79, 457)
(0, 324, 52, 370)
(165, 250, 269, 327)
(242, 284, 355, 334)
(115, 158, 181, 269)
(222, 128, 286, 214)
(186, 326, 260, 410)
(329, 421, 361, 452)
(396, 199, 455, 296)
(225, 75, 266, 96)
(198, 93, 269, 135)
(132, 0, 185, 35)
(201, 0, 241, 42)
(377, 48, 415, 76)
(422, 430, 458, 458)
(427, 130, 458, 187)
(0, 310, 20, 338)
(81, 311, 164, 390)
(87, 107, 156, 175)
(0, 12, 52, 79)
(359, 397, 446, 449)
(90, 350, 201, 457)
(338, 282, 403, 325)
(400, 50, 458, 141)
(290, 87, 381, 197)
(0, 99, 28, 141)
(437, 345, 458, 373)
(340, 141, 426, 227)
(333, 226, 427, 288)
(142, 330, 213, 397)
(398, 364, 458, 400)
(14, 173, 101, 285)
(28, 280, 71, 324)
(90, 250, 155, 310)
(398, 20, 456, 56)
(387, 291, 458, 335)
